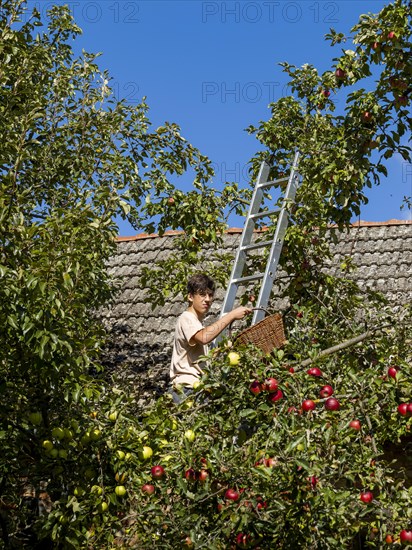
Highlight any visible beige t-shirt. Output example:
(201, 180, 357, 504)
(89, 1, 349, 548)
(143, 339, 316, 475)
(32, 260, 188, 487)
(170, 311, 208, 387)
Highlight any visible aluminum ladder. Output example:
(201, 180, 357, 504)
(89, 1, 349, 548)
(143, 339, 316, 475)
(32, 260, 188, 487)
(218, 151, 301, 331)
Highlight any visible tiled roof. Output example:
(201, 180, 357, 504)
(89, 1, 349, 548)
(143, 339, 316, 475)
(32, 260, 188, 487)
(104, 219, 411, 347)
(101, 219, 411, 405)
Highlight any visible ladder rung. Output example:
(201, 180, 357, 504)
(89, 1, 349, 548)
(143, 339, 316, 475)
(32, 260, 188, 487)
(257, 177, 289, 189)
(241, 240, 273, 252)
(232, 273, 264, 284)
(250, 208, 279, 220)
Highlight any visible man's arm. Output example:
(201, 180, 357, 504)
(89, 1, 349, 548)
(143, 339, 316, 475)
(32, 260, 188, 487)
(190, 307, 252, 345)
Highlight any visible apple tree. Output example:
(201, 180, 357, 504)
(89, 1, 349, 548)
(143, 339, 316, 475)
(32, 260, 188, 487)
(0, 0, 236, 546)
(106, 0, 412, 548)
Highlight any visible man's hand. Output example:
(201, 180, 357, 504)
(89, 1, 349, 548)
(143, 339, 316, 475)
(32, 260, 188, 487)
(231, 306, 253, 320)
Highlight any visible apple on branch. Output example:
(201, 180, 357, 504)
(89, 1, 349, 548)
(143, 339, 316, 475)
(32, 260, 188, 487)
(360, 490, 373, 504)
(151, 465, 165, 479)
(302, 399, 316, 412)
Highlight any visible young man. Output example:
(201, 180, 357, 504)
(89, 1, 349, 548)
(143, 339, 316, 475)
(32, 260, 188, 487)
(169, 274, 251, 399)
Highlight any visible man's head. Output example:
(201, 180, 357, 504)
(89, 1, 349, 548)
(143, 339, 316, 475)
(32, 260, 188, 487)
(187, 274, 215, 318)
(187, 274, 216, 297)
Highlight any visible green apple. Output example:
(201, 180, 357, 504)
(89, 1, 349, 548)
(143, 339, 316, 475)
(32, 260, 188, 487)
(64, 428, 73, 441)
(228, 352, 240, 366)
(115, 485, 126, 497)
(108, 411, 118, 422)
(58, 449, 68, 459)
(115, 450, 125, 460)
(139, 446, 153, 460)
(59, 514, 68, 524)
(29, 412, 42, 426)
(90, 429, 101, 441)
(91, 485, 103, 495)
(49, 448, 59, 458)
(42, 440, 54, 451)
(184, 429, 196, 442)
(80, 431, 91, 445)
(52, 427, 65, 440)
(97, 501, 108, 513)
(73, 486, 85, 497)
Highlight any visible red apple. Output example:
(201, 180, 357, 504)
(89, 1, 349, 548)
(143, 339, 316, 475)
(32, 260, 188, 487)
(335, 68, 346, 80)
(289, 367, 295, 374)
(372, 41, 381, 51)
(256, 497, 267, 510)
(249, 380, 262, 395)
(296, 311, 303, 318)
(325, 397, 340, 411)
(264, 457, 276, 468)
(322, 89, 331, 98)
(310, 475, 318, 489)
(263, 378, 279, 393)
(387, 31, 396, 40)
(407, 403, 412, 416)
(398, 403, 408, 416)
(269, 389, 283, 403)
(400, 530, 412, 544)
(198, 469, 209, 482)
(141, 483, 155, 495)
(167, 197, 175, 205)
(362, 111, 373, 123)
(151, 465, 165, 479)
(302, 399, 316, 412)
(388, 366, 398, 378)
(184, 468, 197, 482)
(235, 533, 252, 548)
(225, 488, 240, 502)
(360, 490, 374, 503)
(307, 367, 322, 377)
(349, 420, 361, 431)
(319, 385, 334, 398)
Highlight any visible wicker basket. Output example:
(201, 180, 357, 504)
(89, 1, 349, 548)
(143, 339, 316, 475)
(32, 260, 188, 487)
(234, 312, 286, 354)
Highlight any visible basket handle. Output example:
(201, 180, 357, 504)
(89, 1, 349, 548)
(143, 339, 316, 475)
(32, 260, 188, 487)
(227, 307, 272, 337)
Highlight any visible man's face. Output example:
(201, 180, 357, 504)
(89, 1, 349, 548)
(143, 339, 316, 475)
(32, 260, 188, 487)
(189, 290, 214, 316)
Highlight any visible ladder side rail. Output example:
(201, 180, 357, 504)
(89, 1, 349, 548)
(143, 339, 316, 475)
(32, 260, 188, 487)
(252, 152, 301, 324)
(219, 161, 270, 318)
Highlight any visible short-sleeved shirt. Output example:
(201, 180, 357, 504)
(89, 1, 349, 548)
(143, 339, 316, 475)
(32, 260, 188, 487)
(170, 311, 208, 387)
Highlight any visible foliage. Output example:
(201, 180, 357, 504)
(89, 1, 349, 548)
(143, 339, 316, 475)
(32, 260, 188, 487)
(1, 0, 411, 548)
(0, 0, 218, 546)
(40, 299, 412, 549)
(142, 0, 411, 302)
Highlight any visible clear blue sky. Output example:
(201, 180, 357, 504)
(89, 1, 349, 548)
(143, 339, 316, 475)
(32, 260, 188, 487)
(30, 0, 411, 235)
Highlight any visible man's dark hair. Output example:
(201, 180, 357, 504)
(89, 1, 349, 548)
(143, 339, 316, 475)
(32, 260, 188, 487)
(187, 274, 216, 295)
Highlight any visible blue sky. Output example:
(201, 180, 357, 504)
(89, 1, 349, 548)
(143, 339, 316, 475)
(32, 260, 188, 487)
(29, 0, 411, 235)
